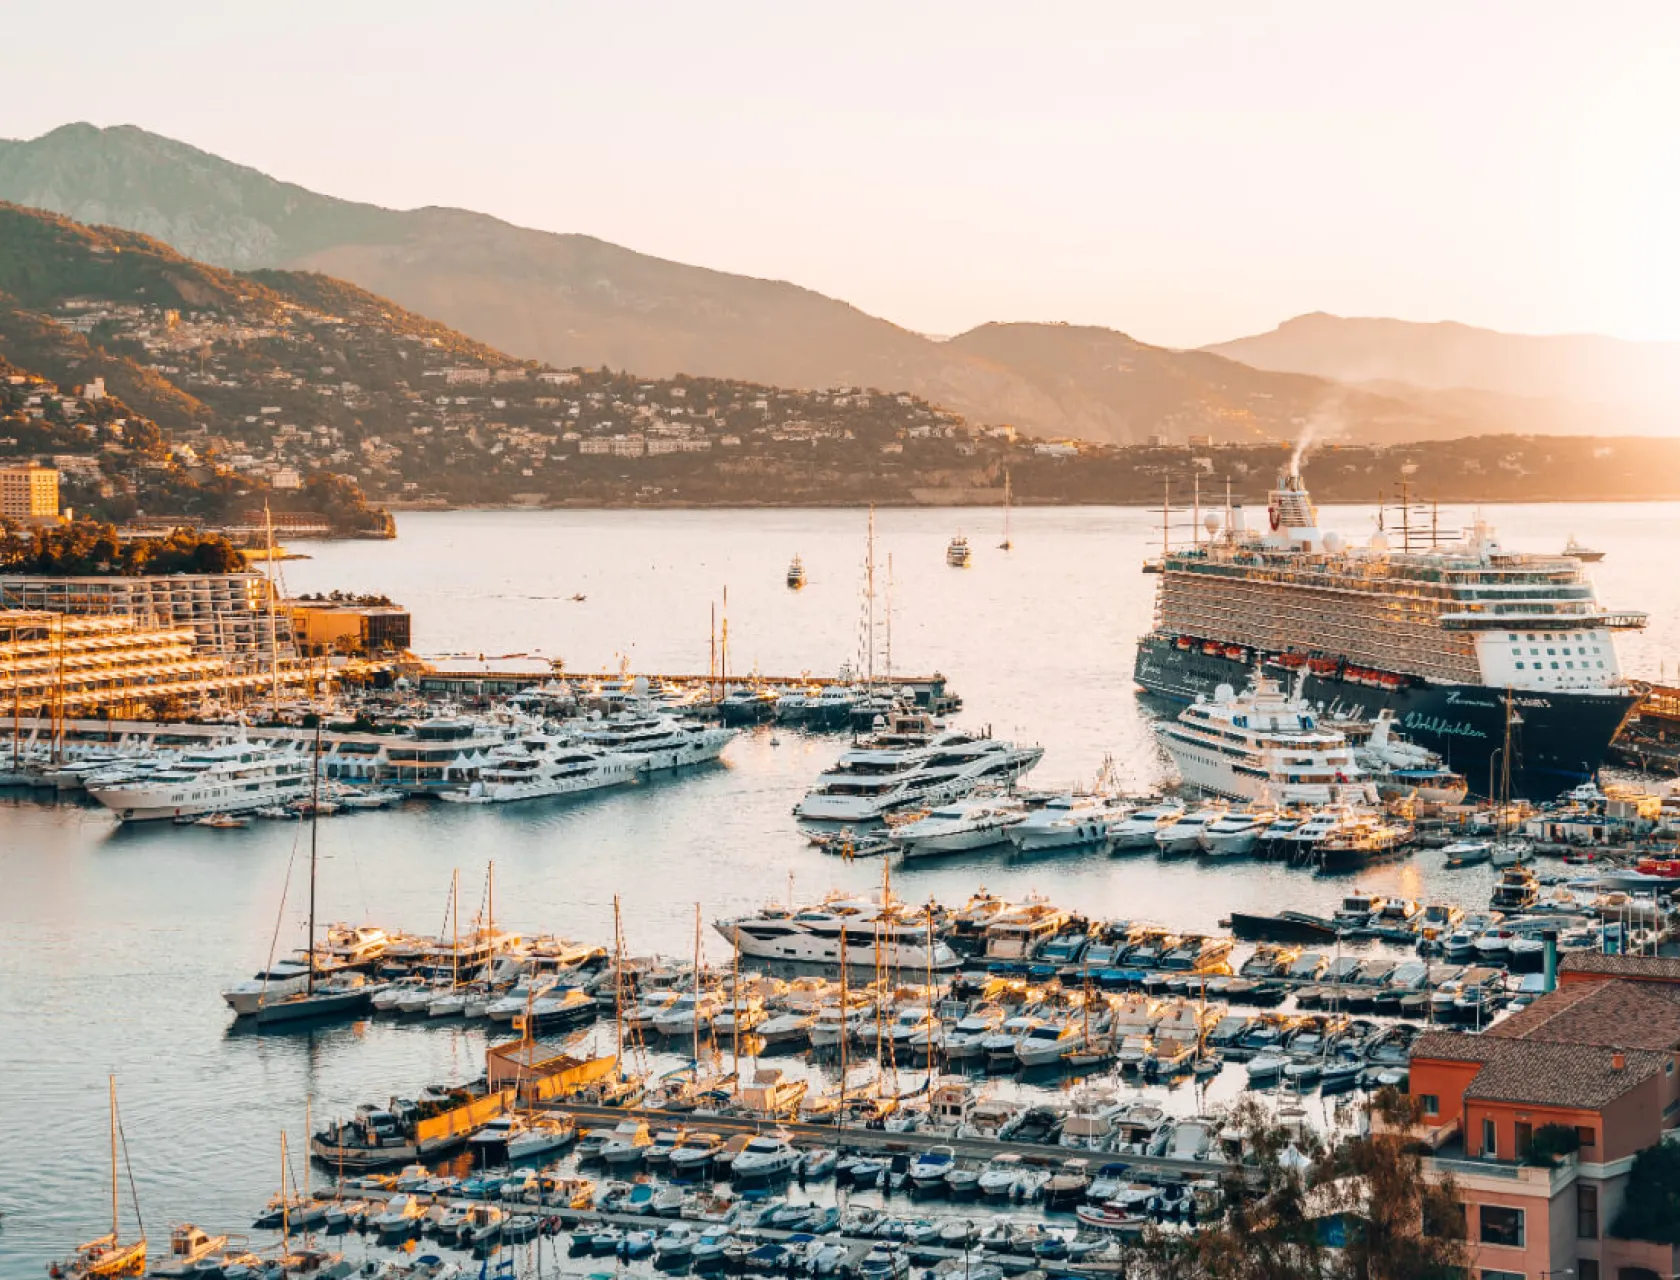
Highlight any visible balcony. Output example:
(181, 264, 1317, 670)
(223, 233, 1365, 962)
(1425, 1145, 1579, 1197)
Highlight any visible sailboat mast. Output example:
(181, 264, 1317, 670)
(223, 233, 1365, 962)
(866, 506, 876, 687)
(265, 502, 280, 711)
(110, 1075, 119, 1241)
(452, 868, 460, 989)
(308, 720, 320, 996)
(612, 895, 624, 1067)
(1002, 468, 1012, 549)
(884, 553, 893, 685)
(838, 925, 849, 1140)
(487, 859, 495, 959)
(692, 902, 702, 1070)
(731, 929, 740, 1088)
(926, 905, 935, 1095)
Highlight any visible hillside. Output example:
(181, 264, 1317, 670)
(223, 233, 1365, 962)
(1206, 312, 1680, 425)
(0, 123, 1485, 446)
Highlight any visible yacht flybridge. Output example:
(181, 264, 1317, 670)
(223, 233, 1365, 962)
(795, 711, 1043, 823)
(1154, 672, 1378, 806)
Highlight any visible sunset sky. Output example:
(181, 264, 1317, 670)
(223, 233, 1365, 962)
(6, 1, 1678, 348)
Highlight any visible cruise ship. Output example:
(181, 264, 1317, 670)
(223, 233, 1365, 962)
(1133, 469, 1645, 797)
(795, 712, 1044, 823)
(86, 732, 314, 821)
(714, 895, 961, 970)
(1154, 672, 1378, 805)
(572, 711, 736, 771)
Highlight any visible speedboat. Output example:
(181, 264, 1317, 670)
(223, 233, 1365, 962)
(730, 1134, 801, 1180)
(908, 1145, 955, 1187)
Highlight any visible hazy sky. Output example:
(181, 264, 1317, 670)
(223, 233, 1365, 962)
(6, 1, 1679, 348)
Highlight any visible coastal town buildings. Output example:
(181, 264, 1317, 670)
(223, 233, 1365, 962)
(0, 461, 59, 520)
(1411, 953, 1680, 1280)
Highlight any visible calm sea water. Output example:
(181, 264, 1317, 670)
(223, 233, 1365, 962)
(1, 501, 1673, 1271)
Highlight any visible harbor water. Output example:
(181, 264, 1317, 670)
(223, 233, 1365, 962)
(1, 501, 1675, 1271)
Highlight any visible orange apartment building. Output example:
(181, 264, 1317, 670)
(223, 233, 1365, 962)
(1410, 953, 1680, 1280)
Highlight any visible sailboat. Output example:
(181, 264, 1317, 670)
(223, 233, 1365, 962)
(999, 470, 1013, 551)
(52, 1077, 147, 1278)
(253, 725, 375, 1024)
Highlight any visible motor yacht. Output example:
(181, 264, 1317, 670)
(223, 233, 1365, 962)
(1008, 792, 1128, 852)
(1154, 673, 1379, 806)
(1108, 801, 1185, 851)
(731, 1135, 802, 1180)
(1155, 804, 1227, 855)
(716, 895, 960, 969)
(87, 731, 313, 821)
(573, 710, 736, 772)
(891, 795, 1027, 856)
(795, 712, 1042, 823)
(946, 536, 971, 567)
(439, 741, 640, 804)
(1197, 806, 1277, 856)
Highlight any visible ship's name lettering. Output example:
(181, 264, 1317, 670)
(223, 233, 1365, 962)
(1402, 713, 1488, 740)
(1443, 691, 1498, 709)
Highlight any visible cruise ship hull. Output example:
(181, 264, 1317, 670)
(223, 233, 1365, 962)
(1133, 634, 1636, 799)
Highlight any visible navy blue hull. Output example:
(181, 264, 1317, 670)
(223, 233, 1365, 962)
(1133, 634, 1636, 801)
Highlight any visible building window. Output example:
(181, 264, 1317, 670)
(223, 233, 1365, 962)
(1480, 1271, 1525, 1280)
(1420, 1093, 1440, 1117)
(1482, 1117, 1497, 1158)
(1576, 1260, 1598, 1280)
(1515, 1121, 1533, 1159)
(1479, 1204, 1524, 1247)
(1515, 663, 1525, 670)
(1576, 1125, 1597, 1149)
(1578, 1184, 1599, 1238)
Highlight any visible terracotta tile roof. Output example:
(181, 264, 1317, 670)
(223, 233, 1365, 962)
(1486, 978, 1680, 1051)
(1560, 953, 1680, 982)
(1414, 1030, 1664, 1108)
(1464, 1041, 1667, 1110)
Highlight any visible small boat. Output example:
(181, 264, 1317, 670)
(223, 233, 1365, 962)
(946, 535, 971, 567)
(786, 555, 806, 589)
(196, 813, 250, 829)
(1562, 534, 1605, 562)
(52, 1079, 147, 1278)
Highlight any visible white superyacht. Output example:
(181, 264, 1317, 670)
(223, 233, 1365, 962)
(795, 711, 1043, 823)
(440, 737, 640, 804)
(1154, 672, 1378, 806)
(715, 894, 960, 970)
(572, 710, 735, 772)
(87, 731, 313, 821)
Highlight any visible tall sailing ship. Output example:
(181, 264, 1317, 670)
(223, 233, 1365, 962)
(1132, 469, 1645, 798)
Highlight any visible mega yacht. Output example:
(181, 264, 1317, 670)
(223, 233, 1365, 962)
(573, 711, 735, 771)
(795, 713, 1043, 823)
(86, 732, 313, 822)
(439, 740, 641, 804)
(1154, 672, 1378, 806)
(1134, 467, 1645, 797)
(715, 895, 960, 970)
(890, 796, 1027, 857)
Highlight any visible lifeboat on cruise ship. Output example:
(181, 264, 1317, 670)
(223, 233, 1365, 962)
(1308, 657, 1339, 676)
(1224, 646, 1246, 661)
(1202, 642, 1223, 656)
(1273, 653, 1308, 670)
(1175, 637, 1193, 651)
(1636, 858, 1680, 879)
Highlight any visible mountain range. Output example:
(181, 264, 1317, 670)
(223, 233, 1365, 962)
(2, 122, 1676, 443)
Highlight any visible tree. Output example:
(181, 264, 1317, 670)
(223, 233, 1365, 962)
(1611, 1142, 1680, 1245)
(1126, 1091, 1466, 1280)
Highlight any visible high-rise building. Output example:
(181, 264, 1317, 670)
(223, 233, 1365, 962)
(0, 463, 60, 520)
